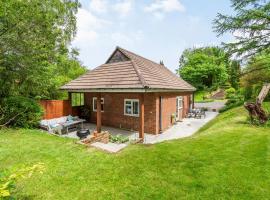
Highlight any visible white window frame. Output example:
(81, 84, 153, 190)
(93, 97, 104, 112)
(124, 99, 139, 117)
(177, 96, 183, 109)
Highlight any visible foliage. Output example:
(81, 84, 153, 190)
(0, 0, 86, 100)
(219, 100, 243, 113)
(0, 163, 45, 199)
(219, 93, 244, 113)
(0, 96, 43, 128)
(1, 106, 270, 199)
(214, 0, 270, 58)
(225, 87, 236, 98)
(194, 91, 215, 103)
(109, 134, 129, 144)
(178, 47, 229, 90)
(240, 53, 270, 100)
(228, 60, 241, 89)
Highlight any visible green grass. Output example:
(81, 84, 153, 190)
(1, 105, 270, 199)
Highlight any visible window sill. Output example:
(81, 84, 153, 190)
(124, 113, 139, 117)
(93, 110, 104, 112)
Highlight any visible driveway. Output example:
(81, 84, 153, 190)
(195, 101, 226, 111)
(144, 111, 218, 144)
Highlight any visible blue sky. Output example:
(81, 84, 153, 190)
(73, 0, 234, 72)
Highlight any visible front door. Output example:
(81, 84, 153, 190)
(176, 96, 183, 121)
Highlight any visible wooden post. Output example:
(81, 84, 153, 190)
(96, 94, 102, 133)
(192, 93, 195, 109)
(139, 93, 145, 140)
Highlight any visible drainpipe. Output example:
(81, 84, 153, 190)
(159, 96, 163, 133)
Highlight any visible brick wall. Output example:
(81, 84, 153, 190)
(83, 92, 192, 134)
(157, 93, 192, 132)
(84, 93, 157, 134)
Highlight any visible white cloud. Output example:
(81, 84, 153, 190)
(113, 0, 133, 17)
(144, 0, 185, 18)
(111, 30, 144, 45)
(73, 8, 110, 45)
(89, 0, 108, 14)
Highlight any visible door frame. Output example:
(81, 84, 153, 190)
(176, 96, 183, 121)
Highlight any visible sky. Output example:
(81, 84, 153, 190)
(73, 0, 235, 72)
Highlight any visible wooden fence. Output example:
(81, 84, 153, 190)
(40, 100, 79, 119)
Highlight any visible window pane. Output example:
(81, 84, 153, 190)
(80, 93, 84, 106)
(72, 93, 82, 107)
(93, 98, 97, 111)
(71, 93, 76, 106)
(125, 101, 131, 105)
(101, 104, 104, 111)
(125, 105, 132, 114)
(133, 101, 139, 115)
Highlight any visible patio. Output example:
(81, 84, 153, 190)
(59, 111, 218, 152)
(61, 123, 139, 141)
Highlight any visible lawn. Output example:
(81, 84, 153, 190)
(1, 105, 270, 199)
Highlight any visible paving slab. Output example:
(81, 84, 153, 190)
(91, 142, 127, 153)
(144, 111, 218, 144)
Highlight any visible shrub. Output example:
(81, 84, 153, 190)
(225, 87, 236, 98)
(219, 101, 244, 113)
(242, 87, 253, 100)
(220, 94, 244, 113)
(109, 134, 129, 143)
(0, 96, 43, 128)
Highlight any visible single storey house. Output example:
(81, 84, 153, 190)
(61, 47, 196, 139)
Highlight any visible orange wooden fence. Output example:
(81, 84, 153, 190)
(40, 100, 78, 119)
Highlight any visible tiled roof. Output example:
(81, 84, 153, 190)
(61, 47, 196, 91)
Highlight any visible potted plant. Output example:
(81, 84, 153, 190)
(171, 113, 176, 125)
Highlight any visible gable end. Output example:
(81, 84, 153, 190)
(106, 50, 130, 64)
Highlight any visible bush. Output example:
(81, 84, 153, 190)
(225, 87, 236, 98)
(219, 101, 244, 113)
(0, 96, 43, 128)
(220, 94, 244, 113)
(109, 134, 129, 143)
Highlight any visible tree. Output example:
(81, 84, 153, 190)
(228, 60, 241, 89)
(0, 0, 85, 99)
(178, 47, 229, 90)
(240, 53, 270, 99)
(213, 0, 270, 58)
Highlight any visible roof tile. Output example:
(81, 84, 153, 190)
(61, 47, 195, 91)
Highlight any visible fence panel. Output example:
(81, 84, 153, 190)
(40, 100, 73, 119)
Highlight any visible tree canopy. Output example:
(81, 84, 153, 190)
(213, 0, 270, 58)
(0, 0, 86, 99)
(178, 47, 230, 90)
(241, 53, 270, 88)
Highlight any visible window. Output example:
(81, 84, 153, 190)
(93, 97, 104, 112)
(71, 93, 84, 107)
(124, 99, 139, 117)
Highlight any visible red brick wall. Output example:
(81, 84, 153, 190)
(155, 93, 192, 133)
(83, 92, 192, 134)
(84, 93, 157, 134)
